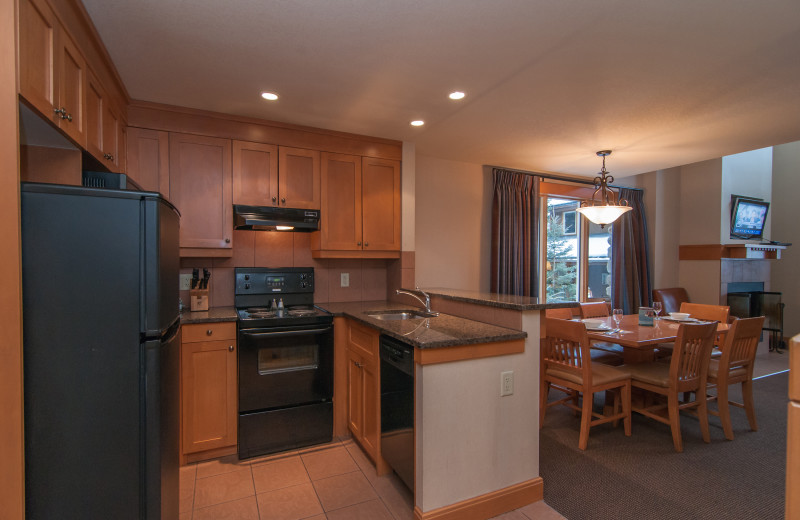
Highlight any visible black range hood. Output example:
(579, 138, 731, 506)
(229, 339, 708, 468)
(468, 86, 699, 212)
(234, 205, 320, 232)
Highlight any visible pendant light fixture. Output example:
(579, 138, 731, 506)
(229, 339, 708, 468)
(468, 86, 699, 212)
(575, 150, 632, 228)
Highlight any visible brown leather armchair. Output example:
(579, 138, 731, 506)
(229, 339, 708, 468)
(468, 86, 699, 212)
(652, 287, 689, 314)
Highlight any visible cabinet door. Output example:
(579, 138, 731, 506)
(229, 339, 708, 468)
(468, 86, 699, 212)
(116, 124, 127, 174)
(361, 157, 401, 251)
(181, 339, 237, 454)
(279, 147, 320, 209)
(127, 127, 169, 194)
(169, 133, 232, 250)
(55, 27, 86, 146)
(319, 152, 362, 250)
(17, 0, 57, 123)
(347, 350, 364, 440)
(101, 101, 120, 168)
(361, 357, 379, 458)
(85, 71, 103, 158)
(232, 140, 278, 206)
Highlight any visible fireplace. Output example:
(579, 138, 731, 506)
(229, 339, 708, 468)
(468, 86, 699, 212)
(726, 289, 784, 351)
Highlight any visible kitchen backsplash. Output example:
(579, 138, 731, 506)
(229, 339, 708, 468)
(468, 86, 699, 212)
(179, 230, 415, 308)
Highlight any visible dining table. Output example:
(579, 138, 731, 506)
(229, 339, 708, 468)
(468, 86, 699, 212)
(582, 314, 730, 363)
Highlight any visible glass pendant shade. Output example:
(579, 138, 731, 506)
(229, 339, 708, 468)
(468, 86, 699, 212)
(576, 150, 631, 228)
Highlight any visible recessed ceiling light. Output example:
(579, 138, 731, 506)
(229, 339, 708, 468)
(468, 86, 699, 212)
(261, 92, 279, 101)
(449, 91, 465, 100)
(410, 120, 425, 127)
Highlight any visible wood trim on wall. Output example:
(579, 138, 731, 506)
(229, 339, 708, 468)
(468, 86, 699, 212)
(678, 244, 785, 261)
(2, 0, 25, 515)
(414, 339, 525, 366)
(413, 477, 543, 520)
(127, 101, 403, 160)
(540, 180, 597, 200)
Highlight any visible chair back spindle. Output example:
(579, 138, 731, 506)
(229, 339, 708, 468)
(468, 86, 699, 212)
(670, 322, 717, 392)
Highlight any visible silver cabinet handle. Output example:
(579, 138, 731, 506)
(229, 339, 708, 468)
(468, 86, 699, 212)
(272, 196, 277, 202)
(206, 329, 213, 336)
(365, 243, 369, 247)
(357, 241, 362, 246)
(281, 197, 286, 203)
(65, 113, 72, 122)
(225, 238, 231, 243)
(228, 345, 234, 352)
(354, 361, 364, 368)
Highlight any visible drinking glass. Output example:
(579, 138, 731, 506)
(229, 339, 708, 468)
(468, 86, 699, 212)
(652, 301, 663, 317)
(612, 308, 623, 328)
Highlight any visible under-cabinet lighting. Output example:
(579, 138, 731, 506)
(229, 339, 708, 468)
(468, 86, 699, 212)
(449, 91, 465, 100)
(261, 92, 279, 101)
(275, 226, 294, 231)
(410, 120, 425, 127)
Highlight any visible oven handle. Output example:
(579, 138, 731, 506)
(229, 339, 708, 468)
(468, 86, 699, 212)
(239, 326, 333, 338)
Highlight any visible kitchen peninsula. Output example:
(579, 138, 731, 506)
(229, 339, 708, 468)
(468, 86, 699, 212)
(323, 293, 576, 520)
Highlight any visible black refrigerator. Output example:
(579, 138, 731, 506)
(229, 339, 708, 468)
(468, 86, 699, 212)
(21, 182, 180, 519)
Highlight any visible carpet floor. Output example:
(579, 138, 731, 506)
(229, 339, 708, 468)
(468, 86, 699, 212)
(540, 372, 788, 520)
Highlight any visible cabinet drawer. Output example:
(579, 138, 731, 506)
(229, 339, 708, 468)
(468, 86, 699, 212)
(348, 320, 378, 360)
(182, 322, 236, 343)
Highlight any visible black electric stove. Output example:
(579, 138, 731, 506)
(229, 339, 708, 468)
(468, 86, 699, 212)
(234, 267, 333, 459)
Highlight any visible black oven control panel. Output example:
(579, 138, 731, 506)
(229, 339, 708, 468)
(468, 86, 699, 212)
(235, 268, 314, 295)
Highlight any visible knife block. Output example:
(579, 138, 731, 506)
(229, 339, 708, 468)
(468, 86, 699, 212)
(190, 287, 209, 312)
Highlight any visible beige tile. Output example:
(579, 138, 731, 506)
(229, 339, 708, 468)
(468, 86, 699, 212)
(400, 268, 415, 290)
(256, 482, 323, 520)
(304, 516, 327, 520)
(312, 471, 377, 512)
(254, 231, 294, 267)
(313, 264, 330, 304)
(194, 467, 255, 509)
(490, 511, 530, 520)
(401, 251, 415, 270)
(214, 229, 256, 268)
(245, 449, 299, 467)
(342, 441, 378, 483)
(386, 259, 402, 296)
(369, 474, 413, 520)
(328, 259, 364, 302)
(180, 465, 197, 514)
(293, 233, 314, 267)
(301, 445, 359, 481)
(517, 500, 567, 520)
(362, 260, 388, 301)
(193, 495, 259, 520)
(210, 267, 235, 307)
(325, 499, 394, 520)
(181, 258, 212, 269)
(195, 454, 249, 479)
(251, 456, 310, 494)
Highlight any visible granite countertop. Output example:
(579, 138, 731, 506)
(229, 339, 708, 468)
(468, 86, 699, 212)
(318, 301, 527, 349)
(180, 306, 238, 324)
(423, 287, 579, 311)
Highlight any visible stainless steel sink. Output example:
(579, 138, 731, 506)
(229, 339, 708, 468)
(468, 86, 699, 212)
(366, 310, 435, 321)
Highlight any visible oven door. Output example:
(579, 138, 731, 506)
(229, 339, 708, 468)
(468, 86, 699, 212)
(238, 323, 333, 413)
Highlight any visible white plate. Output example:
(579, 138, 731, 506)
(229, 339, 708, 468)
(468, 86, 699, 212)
(666, 316, 698, 322)
(586, 324, 612, 331)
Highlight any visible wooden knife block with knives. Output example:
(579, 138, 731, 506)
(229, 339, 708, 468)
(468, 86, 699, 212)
(190, 268, 211, 311)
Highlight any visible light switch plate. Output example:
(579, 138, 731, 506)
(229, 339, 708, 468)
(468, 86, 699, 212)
(341, 272, 350, 287)
(180, 273, 193, 291)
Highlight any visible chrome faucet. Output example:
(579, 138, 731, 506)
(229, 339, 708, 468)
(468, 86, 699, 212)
(396, 287, 439, 316)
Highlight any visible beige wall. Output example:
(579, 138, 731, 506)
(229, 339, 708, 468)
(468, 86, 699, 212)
(415, 155, 491, 292)
(771, 141, 800, 336)
(721, 147, 772, 243)
(679, 158, 723, 245)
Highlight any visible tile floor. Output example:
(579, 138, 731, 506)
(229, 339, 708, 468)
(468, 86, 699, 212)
(180, 437, 564, 520)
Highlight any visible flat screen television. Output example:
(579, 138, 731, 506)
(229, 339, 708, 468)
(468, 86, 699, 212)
(730, 196, 769, 240)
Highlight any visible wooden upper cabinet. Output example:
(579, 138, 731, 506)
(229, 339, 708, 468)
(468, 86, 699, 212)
(54, 25, 86, 146)
(17, 0, 57, 123)
(319, 153, 362, 251)
(361, 157, 401, 251)
(232, 140, 278, 206)
(279, 147, 321, 209)
(127, 127, 169, 195)
(85, 70, 121, 172)
(169, 133, 233, 251)
(313, 154, 400, 257)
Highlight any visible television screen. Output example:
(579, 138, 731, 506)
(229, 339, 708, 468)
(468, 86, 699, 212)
(730, 197, 769, 239)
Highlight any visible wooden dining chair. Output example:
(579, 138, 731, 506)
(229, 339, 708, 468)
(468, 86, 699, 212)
(652, 287, 690, 315)
(545, 307, 575, 320)
(679, 302, 730, 323)
(580, 302, 610, 318)
(624, 321, 717, 452)
(706, 316, 765, 440)
(540, 318, 631, 450)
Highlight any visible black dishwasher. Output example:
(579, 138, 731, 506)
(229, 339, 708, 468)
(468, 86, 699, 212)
(379, 335, 414, 491)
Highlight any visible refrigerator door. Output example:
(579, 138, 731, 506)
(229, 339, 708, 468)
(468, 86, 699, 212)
(142, 195, 180, 337)
(144, 321, 180, 520)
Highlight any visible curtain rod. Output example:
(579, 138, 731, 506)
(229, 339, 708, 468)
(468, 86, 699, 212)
(486, 165, 644, 192)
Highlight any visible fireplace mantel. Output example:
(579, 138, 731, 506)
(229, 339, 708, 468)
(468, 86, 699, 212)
(679, 243, 787, 261)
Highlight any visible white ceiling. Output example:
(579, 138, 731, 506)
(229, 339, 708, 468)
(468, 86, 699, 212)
(81, 0, 800, 178)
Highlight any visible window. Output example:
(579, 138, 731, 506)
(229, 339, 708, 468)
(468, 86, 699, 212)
(543, 197, 612, 303)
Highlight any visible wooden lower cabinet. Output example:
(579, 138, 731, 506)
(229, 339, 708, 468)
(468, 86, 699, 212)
(346, 320, 381, 462)
(180, 322, 237, 462)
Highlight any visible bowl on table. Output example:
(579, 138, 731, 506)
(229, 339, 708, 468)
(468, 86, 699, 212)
(669, 312, 690, 321)
(582, 318, 607, 329)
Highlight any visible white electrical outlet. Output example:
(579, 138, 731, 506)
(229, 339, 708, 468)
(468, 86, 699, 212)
(500, 371, 514, 397)
(179, 273, 193, 291)
(341, 272, 350, 287)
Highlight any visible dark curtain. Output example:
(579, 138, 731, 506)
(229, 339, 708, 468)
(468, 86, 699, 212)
(490, 169, 540, 296)
(611, 188, 651, 314)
